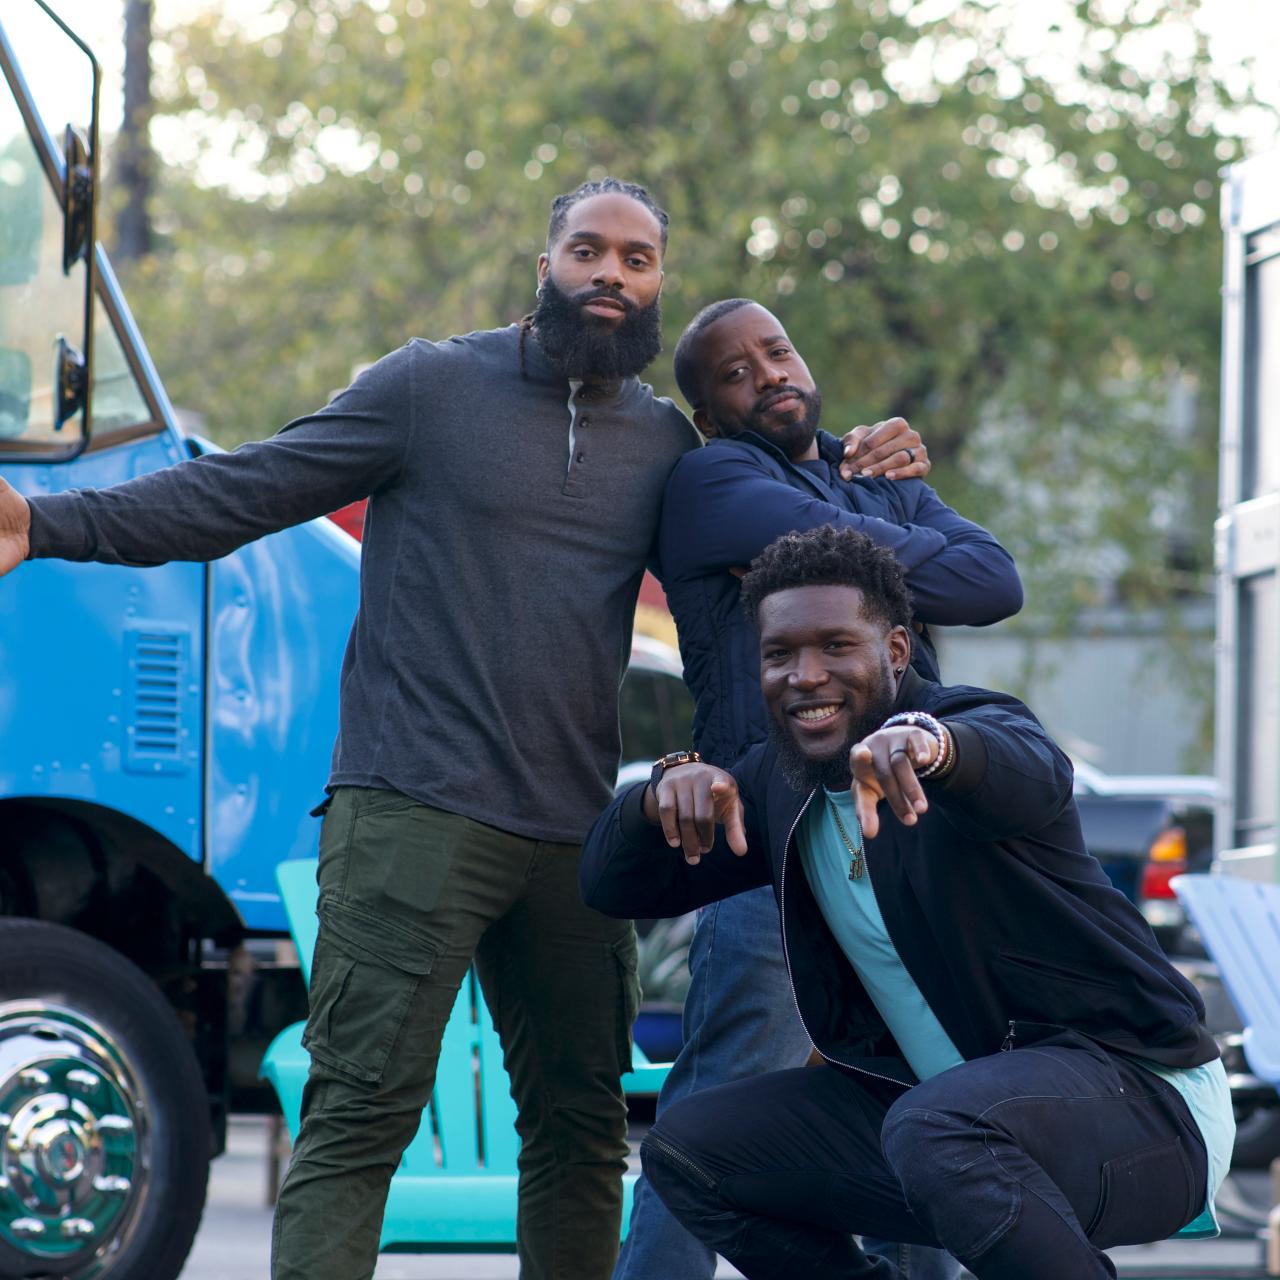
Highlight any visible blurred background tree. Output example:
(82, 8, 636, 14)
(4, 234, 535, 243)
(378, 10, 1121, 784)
(107, 0, 1272, 642)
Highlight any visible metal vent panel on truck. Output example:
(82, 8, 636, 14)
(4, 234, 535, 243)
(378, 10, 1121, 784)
(124, 625, 191, 774)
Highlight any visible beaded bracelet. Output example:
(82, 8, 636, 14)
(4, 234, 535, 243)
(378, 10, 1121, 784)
(918, 725, 954, 779)
(881, 710, 955, 779)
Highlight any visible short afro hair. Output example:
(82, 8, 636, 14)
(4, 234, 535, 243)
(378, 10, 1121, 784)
(546, 178, 669, 253)
(740, 526, 914, 633)
(672, 297, 755, 410)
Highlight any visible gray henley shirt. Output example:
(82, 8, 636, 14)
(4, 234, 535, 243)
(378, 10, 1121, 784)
(25, 325, 699, 843)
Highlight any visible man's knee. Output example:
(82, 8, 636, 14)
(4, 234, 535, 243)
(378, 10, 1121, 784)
(294, 1068, 430, 1162)
(516, 1089, 629, 1172)
(881, 1095, 980, 1199)
(881, 1094, 1021, 1260)
(639, 1119, 719, 1223)
(644, 1084, 724, 1181)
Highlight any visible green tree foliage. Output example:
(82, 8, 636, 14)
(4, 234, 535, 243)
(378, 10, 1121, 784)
(116, 0, 1270, 620)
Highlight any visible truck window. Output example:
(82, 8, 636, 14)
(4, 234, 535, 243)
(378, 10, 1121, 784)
(88, 288, 152, 435)
(0, 80, 82, 445)
(0, 26, 152, 451)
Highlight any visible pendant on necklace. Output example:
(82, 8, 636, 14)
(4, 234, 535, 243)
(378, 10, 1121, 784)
(826, 793, 865, 881)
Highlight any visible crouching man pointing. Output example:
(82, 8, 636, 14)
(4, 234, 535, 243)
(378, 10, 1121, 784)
(580, 526, 1232, 1280)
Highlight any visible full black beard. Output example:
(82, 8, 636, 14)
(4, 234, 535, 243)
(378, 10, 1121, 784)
(766, 659, 898, 794)
(531, 273, 663, 381)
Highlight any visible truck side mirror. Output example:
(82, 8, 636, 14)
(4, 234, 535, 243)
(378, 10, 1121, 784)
(61, 123, 92, 274)
(0, 347, 32, 439)
(53, 335, 84, 432)
(54, 125, 93, 432)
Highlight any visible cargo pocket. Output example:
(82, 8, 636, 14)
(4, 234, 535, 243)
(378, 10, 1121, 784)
(302, 900, 438, 1087)
(611, 933, 641, 1073)
(1085, 1137, 1196, 1249)
(338, 792, 463, 932)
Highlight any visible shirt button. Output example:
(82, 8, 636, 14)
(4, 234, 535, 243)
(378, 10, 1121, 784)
(576, 452, 585, 463)
(579, 416, 590, 427)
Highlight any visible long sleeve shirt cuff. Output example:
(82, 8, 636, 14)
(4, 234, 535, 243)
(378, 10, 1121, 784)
(26, 493, 91, 560)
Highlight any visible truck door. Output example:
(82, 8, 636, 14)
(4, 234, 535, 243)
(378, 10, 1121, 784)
(0, 7, 205, 859)
(1215, 152, 1280, 882)
(0, 12, 216, 1280)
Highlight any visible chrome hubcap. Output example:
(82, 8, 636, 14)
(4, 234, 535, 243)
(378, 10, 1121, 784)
(0, 1004, 146, 1275)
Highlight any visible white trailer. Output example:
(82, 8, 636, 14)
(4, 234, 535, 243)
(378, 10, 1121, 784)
(1215, 149, 1280, 884)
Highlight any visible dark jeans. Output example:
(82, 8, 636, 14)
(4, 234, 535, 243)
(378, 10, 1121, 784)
(616, 888, 958, 1280)
(271, 787, 639, 1280)
(641, 1033, 1208, 1279)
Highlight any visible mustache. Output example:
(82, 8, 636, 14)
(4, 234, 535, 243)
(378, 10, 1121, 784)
(755, 385, 810, 414)
(571, 285, 636, 316)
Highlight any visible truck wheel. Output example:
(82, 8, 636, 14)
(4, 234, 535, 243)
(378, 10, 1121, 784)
(0, 918, 209, 1280)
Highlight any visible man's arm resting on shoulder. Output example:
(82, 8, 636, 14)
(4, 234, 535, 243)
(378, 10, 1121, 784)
(10, 347, 413, 570)
(657, 447, 1022, 628)
(579, 764, 769, 919)
(658, 445, 949, 583)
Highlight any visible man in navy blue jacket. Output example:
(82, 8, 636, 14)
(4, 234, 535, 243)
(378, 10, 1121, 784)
(614, 299, 1021, 1280)
(584, 527, 1232, 1280)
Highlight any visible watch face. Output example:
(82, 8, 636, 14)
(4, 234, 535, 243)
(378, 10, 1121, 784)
(651, 751, 700, 789)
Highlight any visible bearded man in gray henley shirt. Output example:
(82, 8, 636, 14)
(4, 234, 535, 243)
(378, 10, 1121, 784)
(0, 179, 698, 1280)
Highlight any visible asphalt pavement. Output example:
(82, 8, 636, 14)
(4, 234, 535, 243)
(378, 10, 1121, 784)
(178, 1118, 1275, 1279)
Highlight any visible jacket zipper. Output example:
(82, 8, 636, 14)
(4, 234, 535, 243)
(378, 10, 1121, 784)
(1001, 1020, 1017, 1052)
(778, 788, 904, 1089)
(643, 1131, 717, 1190)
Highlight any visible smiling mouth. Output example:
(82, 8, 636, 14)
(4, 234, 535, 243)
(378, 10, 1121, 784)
(790, 703, 843, 725)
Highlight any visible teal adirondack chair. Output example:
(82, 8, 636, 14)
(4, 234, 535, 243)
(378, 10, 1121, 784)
(260, 857, 670, 1250)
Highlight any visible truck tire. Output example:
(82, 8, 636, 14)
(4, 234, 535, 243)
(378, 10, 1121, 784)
(0, 918, 209, 1280)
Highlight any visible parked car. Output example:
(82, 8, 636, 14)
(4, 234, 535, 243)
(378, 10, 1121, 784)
(619, 634, 693, 772)
(1071, 762, 1217, 956)
(1072, 767, 1280, 1166)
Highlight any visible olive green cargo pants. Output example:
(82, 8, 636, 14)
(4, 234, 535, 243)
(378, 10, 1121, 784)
(271, 787, 640, 1280)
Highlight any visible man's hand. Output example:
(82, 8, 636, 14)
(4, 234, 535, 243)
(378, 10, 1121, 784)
(0, 477, 31, 577)
(642, 763, 748, 864)
(850, 726, 939, 839)
(839, 418, 930, 482)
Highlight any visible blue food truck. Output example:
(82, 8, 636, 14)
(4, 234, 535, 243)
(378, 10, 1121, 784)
(0, 5, 366, 1276)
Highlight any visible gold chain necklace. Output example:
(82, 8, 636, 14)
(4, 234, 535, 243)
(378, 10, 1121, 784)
(825, 792, 865, 881)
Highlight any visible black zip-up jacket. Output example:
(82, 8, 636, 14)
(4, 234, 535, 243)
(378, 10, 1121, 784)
(581, 669, 1218, 1089)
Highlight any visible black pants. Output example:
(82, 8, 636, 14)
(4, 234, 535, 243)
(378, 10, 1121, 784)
(641, 1034, 1207, 1279)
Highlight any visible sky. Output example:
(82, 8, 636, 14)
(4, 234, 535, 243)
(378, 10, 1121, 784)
(4, 0, 1279, 163)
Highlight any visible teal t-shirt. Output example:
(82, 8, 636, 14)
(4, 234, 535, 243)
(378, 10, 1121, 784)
(798, 788, 1234, 1236)
(798, 789, 964, 1082)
